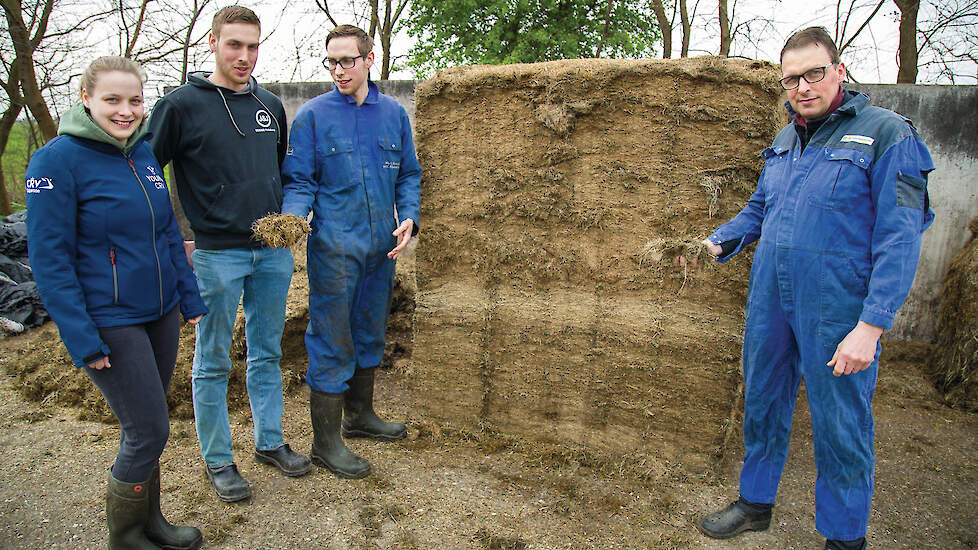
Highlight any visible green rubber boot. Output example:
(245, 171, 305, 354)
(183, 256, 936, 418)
(342, 368, 407, 441)
(144, 464, 202, 550)
(310, 390, 371, 479)
(106, 473, 161, 550)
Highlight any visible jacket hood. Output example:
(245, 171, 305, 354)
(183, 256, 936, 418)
(187, 71, 256, 94)
(58, 102, 147, 153)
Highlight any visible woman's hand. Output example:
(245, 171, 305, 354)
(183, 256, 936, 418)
(187, 315, 202, 325)
(88, 357, 111, 370)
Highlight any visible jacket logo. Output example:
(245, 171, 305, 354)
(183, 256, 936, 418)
(145, 166, 166, 190)
(256, 110, 272, 128)
(26, 177, 54, 193)
(383, 160, 400, 170)
(840, 134, 875, 146)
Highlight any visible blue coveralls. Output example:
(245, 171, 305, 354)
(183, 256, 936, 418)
(281, 82, 421, 394)
(708, 91, 934, 540)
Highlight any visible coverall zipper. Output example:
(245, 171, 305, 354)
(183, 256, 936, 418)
(126, 156, 165, 316)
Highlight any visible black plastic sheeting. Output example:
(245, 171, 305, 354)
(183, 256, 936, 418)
(0, 210, 49, 329)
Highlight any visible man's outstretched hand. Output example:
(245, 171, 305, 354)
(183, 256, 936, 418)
(388, 218, 415, 259)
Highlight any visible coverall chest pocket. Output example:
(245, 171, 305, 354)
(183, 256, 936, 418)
(759, 146, 790, 209)
(378, 137, 402, 174)
(317, 138, 356, 192)
(809, 148, 871, 213)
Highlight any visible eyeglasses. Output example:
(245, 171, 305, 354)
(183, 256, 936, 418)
(322, 55, 364, 71)
(779, 64, 836, 90)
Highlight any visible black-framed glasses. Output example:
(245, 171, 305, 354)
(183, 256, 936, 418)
(779, 64, 836, 90)
(322, 55, 364, 71)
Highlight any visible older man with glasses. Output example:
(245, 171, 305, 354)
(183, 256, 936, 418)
(280, 24, 421, 479)
(696, 27, 934, 550)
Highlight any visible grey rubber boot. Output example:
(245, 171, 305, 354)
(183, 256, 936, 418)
(342, 367, 407, 440)
(106, 473, 161, 550)
(310, 390, 371, 479)
(144, 464, 202, 550)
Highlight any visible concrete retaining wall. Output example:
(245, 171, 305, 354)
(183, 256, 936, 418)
(853, 85, 978, 341)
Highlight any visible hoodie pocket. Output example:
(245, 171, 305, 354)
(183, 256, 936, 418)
(201, 180, 283, 233)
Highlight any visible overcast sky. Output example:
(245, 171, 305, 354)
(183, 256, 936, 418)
(229, 0, 907, 87)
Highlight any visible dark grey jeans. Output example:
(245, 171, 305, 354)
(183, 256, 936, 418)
(84, 306, 180, 483)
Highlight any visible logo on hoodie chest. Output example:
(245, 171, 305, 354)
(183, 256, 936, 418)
(145, 166, 166, 190)
(255, 110, 276, 134)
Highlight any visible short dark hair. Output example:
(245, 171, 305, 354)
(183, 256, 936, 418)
(325, 24, 374, 56)
(212, 6, 261, 38)
(780, 26, 840, 64)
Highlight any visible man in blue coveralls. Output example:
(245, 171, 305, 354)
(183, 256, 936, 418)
(696, 28, 933, 550)
(281, 24, 421, 479)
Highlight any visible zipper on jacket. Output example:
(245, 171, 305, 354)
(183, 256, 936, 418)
(110, 248, 119, 303)
(126, 156, 165, 316)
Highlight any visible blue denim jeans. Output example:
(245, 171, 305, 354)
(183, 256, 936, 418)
(190, 247, 293, 468)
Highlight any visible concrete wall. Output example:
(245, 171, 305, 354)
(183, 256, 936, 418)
(263, 80, 417, 127)
(853, 85, 978, 342)
(269, 80, 976, 342)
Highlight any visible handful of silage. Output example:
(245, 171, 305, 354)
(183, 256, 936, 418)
(251, 213, 311, 248)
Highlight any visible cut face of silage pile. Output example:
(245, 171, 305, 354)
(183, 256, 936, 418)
(935, 216, 978, 411)
(412, 57, 782, 479)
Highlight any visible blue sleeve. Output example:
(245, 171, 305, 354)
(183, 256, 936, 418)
(25, 146, 110, 367)
(859, 134, 935, 329)
(706, 172, 767, 264)
(280, 107, 318, 219)
(394, 107, 422, 235)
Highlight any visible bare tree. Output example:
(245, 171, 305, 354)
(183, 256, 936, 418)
(117, 0, 152, 58)
(127, 0, 212, 84)
(832, 0, 888, 55)
(2, 0, 58, 140)
(895, 0, 921, 82)
(718, 0, 731, 56)
(651, 0, 672, 58)
(679, 0, 691, 56)
(0, 60, 22, 214)
(916, 0, 978, 83)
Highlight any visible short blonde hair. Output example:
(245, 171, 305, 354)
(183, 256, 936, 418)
(79, 56, 146, 95)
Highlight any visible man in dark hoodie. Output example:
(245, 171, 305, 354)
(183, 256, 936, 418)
(149, 5, 311, 503)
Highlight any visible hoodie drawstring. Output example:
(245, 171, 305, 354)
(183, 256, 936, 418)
(216, 88, 246, 137)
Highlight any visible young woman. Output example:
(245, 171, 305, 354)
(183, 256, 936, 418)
(26, 56, 207, 550)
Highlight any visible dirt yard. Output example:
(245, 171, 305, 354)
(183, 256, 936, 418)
(0, 309, 975, 549)
(1, 58, 975, 550)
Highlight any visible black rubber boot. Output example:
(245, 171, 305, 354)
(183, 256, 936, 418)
(106, 473, 162, 550)
(825, 538, 867, 550)
(698, 498, 772, 539)
(310, 390, 371, 479)
(144, 464, 202, 550)
(342, 367, 407, 441)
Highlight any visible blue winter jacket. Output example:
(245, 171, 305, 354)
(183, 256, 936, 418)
(708, 91, 934, 330)
(26, 104, 207, 367)
(280, 82, 421, 242)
